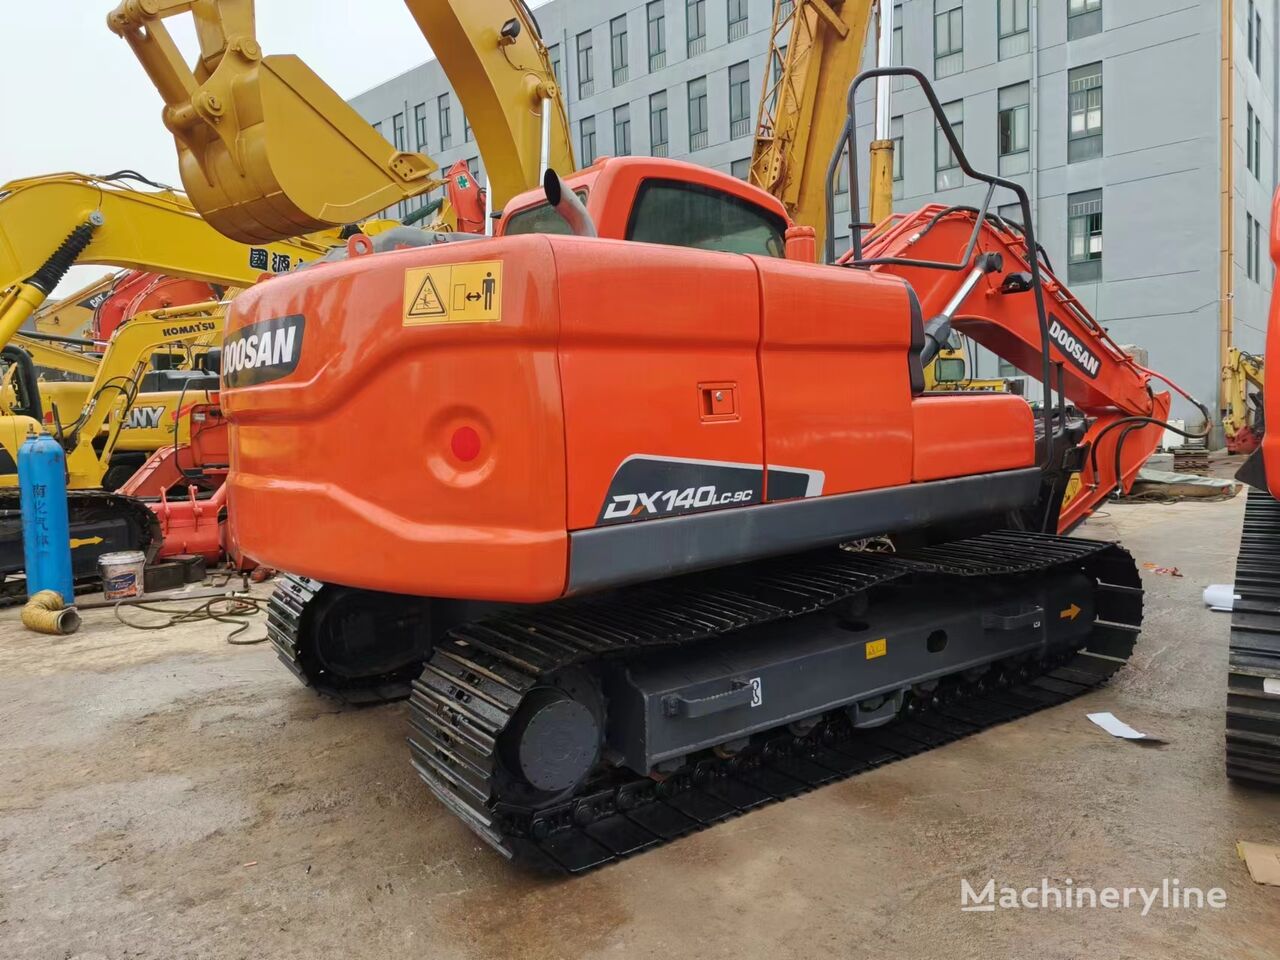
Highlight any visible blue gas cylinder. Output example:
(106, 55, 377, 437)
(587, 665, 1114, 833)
(18, 429, 74, 602)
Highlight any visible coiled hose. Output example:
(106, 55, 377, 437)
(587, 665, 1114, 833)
(22, 590, 81, 635)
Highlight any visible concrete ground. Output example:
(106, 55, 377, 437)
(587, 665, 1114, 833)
(2, 494, 1278, 960)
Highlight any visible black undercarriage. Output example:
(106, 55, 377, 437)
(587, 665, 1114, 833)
(269, 528, 1142, 873)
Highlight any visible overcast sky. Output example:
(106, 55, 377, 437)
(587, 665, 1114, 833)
(0, 0, 536, 185)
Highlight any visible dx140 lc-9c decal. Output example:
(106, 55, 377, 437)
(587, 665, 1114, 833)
(596, 455, 825, 526)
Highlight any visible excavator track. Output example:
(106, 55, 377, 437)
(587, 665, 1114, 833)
(267, 573, 432, 705)
(0, 489, 161, 587)
(1226, 489, 1280, 786)
(405, 530, 1142, 873)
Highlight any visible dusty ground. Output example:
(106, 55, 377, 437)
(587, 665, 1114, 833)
(2, 493, 1278, 960)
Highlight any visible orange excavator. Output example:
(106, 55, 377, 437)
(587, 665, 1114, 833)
(1228, 189, 1280, 787)
(199, 66, 1204, 871)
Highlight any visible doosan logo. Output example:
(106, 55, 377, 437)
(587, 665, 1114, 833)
(1048, 316, 1101, 379)
(222, 314, 305, 389)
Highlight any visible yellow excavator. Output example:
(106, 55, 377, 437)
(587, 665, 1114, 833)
(30, 272, 118, 339)
(107, 0, 573, 242)
(0, 171, 331, 581)
(1223, 346, 1265, 454)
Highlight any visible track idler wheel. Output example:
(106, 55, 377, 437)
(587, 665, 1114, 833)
(500, 687, 601, 796)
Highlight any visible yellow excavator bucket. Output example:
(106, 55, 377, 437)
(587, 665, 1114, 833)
(108, 0, 439, 244)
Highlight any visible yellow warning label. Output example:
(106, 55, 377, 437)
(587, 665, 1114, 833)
(865, 638, 887, 660)
(403, 260, 502, 325)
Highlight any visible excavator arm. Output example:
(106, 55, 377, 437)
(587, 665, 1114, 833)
(0, 172, 327, 348)
(107, 0, 573, 244)
(861, 206, 1175, 531)
(59, 299, 224, 487)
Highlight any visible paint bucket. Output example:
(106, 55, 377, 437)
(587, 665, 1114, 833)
(98, 550, 145, 601)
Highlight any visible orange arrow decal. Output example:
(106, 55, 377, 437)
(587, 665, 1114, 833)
(1060, 603, 1082, 621)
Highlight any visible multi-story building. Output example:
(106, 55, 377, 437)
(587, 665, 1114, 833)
(350, 0, 1277, 434)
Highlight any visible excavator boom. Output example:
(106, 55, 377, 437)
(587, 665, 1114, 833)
(0, 172, 326, 346)
(107, 0, 573, 243)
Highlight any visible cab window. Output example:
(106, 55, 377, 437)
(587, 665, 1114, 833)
(504, 190, 589, 236)
(625, 179, 786, 257)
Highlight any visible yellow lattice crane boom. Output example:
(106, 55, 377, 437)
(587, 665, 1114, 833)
(749, 0, 877, 255)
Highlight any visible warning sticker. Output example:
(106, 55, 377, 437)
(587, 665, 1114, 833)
(403, 260, 502, 325)
(865, 638, 887, 660)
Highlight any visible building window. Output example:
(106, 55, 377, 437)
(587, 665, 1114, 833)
(581, 115, 597, 165)
(688, 0, 707, 57)
(467, 157, 481, 179)
(891, 115, 904, 183)
(1256, 4, 1264, 73)
(611, 15, 629, 87)
(463, 113, 473, 143)
(728, 0, 748, 41)
(834, 145, 850, 213)
(650, 89, 669, 156)
(688, 75, 709, 151)
(998, 82, 1030, 176)
(1068, 0, 1101, 40)
(1068, 189, 1102, 283)
(437, 94, 452, 149)
(935, 99, 964, 190)
(413, 102, 428, 151)
(892, 4, 903, 65)
(391, 112, 406, 150)
(998, 201, 1024, 231)
(1247, 212, 1256, 281)
(548, 44, 562, 87)
(934, 0, 963, 79)
(614, 104, 632, 155)
(731, 157, 750, 180)
(648, 1, 667, 71)
(577, 30, 595, 99)
(1248, 103, 1262, 180)
(1249, 1, 1263, 72)
(1068, 62, 1102, 162)
(729, 61, 752, 139)
(1248, 103, 1257, 177)
(1248, 212, 1263, 282)
(998, 0, 1030, 59)
(373, 121, 383, 138)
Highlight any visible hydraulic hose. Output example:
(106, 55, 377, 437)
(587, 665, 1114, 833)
(27, 215, 103, 294)
(22, 590, 81, 635)
(1084, 370, 1214, 499)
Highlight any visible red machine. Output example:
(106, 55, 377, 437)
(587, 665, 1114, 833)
(92, 270, 220, 340)
(1228, 188, 1280, 787)
(224, 77, 1189, 870)
(118, 397, 238, 565)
